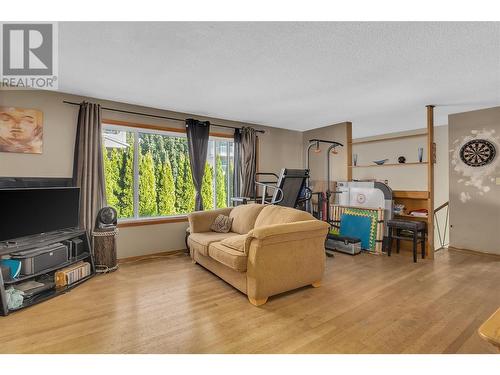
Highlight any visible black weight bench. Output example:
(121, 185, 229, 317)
(386, 219, 426, 263)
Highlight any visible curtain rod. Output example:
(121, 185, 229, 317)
(63, 100, 265, 134)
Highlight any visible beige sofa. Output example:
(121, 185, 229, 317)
(187, 204, 330, 306)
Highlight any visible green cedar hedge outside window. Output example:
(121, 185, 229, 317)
(102, 123, 235, 220)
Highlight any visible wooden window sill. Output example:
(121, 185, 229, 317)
(118, 216, 188, 228)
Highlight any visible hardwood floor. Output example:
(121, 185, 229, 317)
(1, 248, 499, 353)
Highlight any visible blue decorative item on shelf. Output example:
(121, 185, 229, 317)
(373, 159, 389, 165)
(418, 147, 424, 162)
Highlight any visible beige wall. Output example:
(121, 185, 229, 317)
(257, 126, 304, 176)
(448, 106, 500, 254)
(117, 222, 189, 259)
(302, 122, 350, 191)
(0, 90, 303, 258)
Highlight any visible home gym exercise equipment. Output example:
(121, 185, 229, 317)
(232, 139, 344, 214)
(305, 139, 344, 219)
(263, 169, 310, 207)
(305, 139, 348, 256)
(232, 168, 311, 209)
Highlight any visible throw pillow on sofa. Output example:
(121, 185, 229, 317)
(211, 214, 233, 233)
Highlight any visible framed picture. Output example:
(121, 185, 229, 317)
(0, 106, 43, 154)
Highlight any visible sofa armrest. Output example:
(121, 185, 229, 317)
(246, 219, 329, 300)
(188, 207, 233, 233)
(249, 220, 329, 241)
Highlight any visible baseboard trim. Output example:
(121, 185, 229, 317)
(448, 246, 500, 259)
(118, 249, 188, 263)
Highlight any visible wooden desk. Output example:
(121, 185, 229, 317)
(478, 307, 500, 352)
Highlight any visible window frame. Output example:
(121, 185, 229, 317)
(102, 118, 234, 227)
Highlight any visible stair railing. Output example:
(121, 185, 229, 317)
(434, 201, 449, 250)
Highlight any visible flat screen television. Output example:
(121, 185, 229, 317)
(0, 187, 80, 242)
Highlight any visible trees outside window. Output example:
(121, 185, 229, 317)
(201, 162, 214, 210)
(102, 125, 234, 220)
(215, 155, 227, 208)
(139, 152, 157, 216)
(157, 159, 176, 216)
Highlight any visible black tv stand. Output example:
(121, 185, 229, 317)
(0, 228, 79, 249)
(0, 228, 95, 316)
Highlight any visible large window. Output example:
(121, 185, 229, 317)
(102, 123, 234, 220)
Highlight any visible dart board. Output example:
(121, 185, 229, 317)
(460, 139, 496, 167)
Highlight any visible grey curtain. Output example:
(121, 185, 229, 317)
(186, 118, 210, 211)
(233, 128, 242, 198)
(240, 127, 257, 198)
(72, 101, 106, 233)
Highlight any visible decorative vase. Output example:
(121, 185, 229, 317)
(398, 156, 406, 164)
(418, 147, 424, 163)
(353, 153, 358, 166)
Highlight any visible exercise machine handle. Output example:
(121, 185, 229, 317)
(255, 181, 284, 205)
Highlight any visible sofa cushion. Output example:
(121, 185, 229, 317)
(208, 242, 248, 272)
(220, 234, 249, 253)
(229, 203, 265, 234)
(254, 205, 314, 228)
(188, 231, 239, 256)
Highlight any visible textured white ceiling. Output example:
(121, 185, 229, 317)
(57, 22, 500, 137)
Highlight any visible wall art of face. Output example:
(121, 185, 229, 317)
(0, 107, 43, 154)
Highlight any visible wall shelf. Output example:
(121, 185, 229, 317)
(349, 162, 428, 168)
